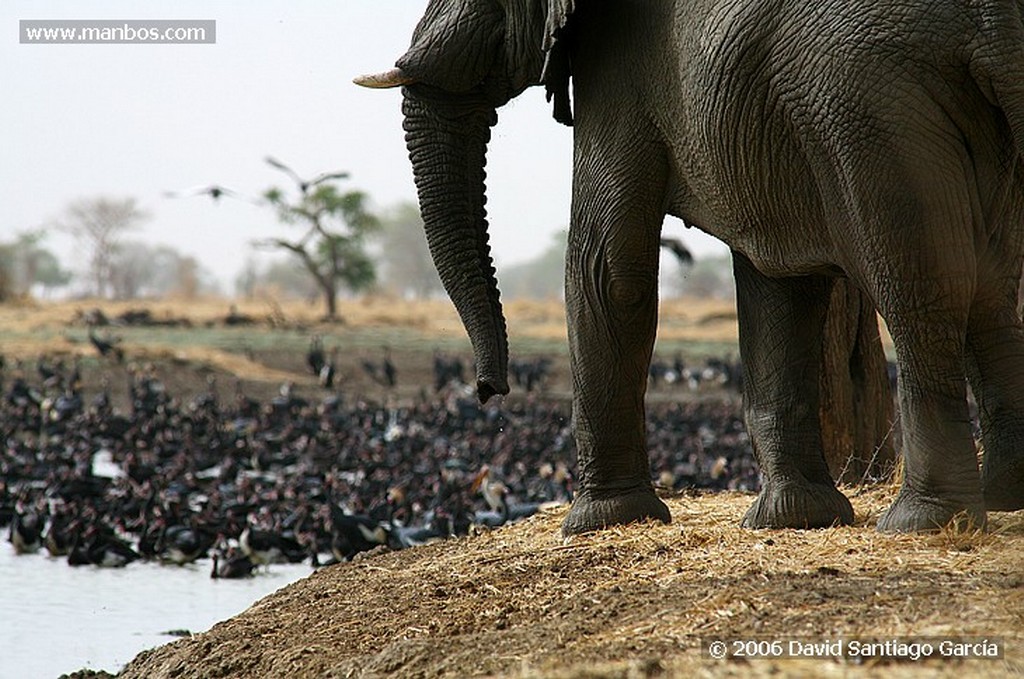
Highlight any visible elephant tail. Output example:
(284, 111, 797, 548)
(968, 1, 1024, 158)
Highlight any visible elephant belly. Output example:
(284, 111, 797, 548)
(665, 146, 840, 279)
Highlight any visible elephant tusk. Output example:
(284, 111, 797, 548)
(353, 68, 415, 89)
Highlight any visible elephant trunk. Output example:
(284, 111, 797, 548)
(402, 91, 510, 402)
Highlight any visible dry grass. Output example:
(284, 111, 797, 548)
(119, 485, 1023, 679)
(0, 296, 740, 347)
(0, 297, 742, 398)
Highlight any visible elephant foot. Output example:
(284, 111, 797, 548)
(982, 454, 1024, 511)
(741, 480, 854, 529)
(561, 486, 671, 537)
(877, 488, 986, 533)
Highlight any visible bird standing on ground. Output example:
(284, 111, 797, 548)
(307, 336, 326, 377)
(88, 329, 124, 362)
(8, 505, 44, 554)
(361, 346, 396, 389)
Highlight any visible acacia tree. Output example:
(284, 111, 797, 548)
(258, 158, 380, 319)
(54, 197, 148, 297)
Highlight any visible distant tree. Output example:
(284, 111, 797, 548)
(0, 230, 72, 299)
(671, 255, 736, 299)
(53, 197, 148, 297)
(234, 257, 260, 300)
(375, 202, 443, 299)
(257, 158, 380, 319)
(109, 241, 215, 299)
(498, 230, 567, 299)
(252, 257, 320, 301)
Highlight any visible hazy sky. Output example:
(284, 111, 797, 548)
(3, 1, 727, 293)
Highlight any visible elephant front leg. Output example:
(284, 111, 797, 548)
(560, 145, 671, 536)
(733, 254, 855, 529)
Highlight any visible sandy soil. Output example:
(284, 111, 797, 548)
(116, 486, 1023, 679)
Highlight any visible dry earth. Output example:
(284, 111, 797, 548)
(116, 485, 1023, 679)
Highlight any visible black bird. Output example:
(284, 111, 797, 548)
(509, 357, 551, 393)
(7, 376, 42, 407)
(44, 510, 76, 557)
(159, 522, 213, 566)
(432, 351, 466, 392)
(88, 329, 124, 362)
(211, 548, 256, 579)
(164, 184, 249, 203)
(361, 347, 396, 389)
(69, 525, 140, 568)
(319, 347, 338, 389)
(307, 335, 326, 376)
(325, 506, 389, 561)
(37, 357, 60, 387)
(8, 506, 44, 554)
(659, 236, 694, 266)
(240, 524, 307, 566)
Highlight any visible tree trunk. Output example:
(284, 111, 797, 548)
(819, 280, 897, 484)
(323, 283, 338, 320)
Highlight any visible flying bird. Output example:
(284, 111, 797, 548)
(265, 156, 349, 194)
(163, 185, 248, 202)
(659, 237, 694, 266)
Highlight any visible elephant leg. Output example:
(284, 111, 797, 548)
(966, 268, 1024, 512)
(876, 289, 984, 532)
(733, 254, 854, 529)
(559, 135, 672, 536)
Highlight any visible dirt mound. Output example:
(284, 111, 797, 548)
(119, 486, 1023, 678)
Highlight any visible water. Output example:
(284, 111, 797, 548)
(0, 545, 312, 679)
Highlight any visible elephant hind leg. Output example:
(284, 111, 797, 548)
(966, 265, 1024, 512)
(874, 280, 985, 532)
(732, 254, 854, 529)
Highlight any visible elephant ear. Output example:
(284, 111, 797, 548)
(541, 0, 576, 126)
(396, 0, 504, 93)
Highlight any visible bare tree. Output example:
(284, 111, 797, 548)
(54, 197, 148, 297)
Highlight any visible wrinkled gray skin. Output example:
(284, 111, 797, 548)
(360, 0, 1024, 535)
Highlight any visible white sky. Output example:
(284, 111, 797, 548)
(2, 1, 727, 293)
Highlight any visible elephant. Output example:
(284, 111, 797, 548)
(357, 0, 1024, 535)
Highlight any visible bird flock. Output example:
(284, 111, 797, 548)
(2, 350, 754, 578)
